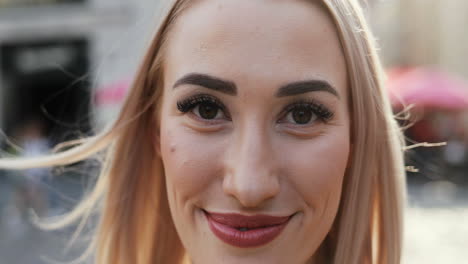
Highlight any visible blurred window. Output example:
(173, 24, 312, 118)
(0, 0, 84, 8)
(0, 38, 91, 145)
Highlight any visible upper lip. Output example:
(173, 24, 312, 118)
(204, 211, 292, 229)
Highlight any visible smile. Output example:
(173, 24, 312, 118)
(204, 211, 292, 248)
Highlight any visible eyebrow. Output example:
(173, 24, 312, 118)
(173, 73, 237, 95)
(173, 73, 339, 98)
(276, 80, 339, 98)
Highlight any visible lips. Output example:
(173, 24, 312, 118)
(204, 211, 291, 248)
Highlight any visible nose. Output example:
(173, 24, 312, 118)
(223, 122, 280, 208)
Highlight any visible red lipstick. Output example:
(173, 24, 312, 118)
(205, 211, 291, 248)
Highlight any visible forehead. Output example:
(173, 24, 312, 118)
(164, 0, 347, 96)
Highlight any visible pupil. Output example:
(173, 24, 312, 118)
(292, 107, 312, 124)
(199, 103, 218, 119)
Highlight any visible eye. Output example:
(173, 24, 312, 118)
(286, 105, 318, 125)
(177, 94, 230, 121)
(280, 100, 334, 125)
(192, 102, 223, 120)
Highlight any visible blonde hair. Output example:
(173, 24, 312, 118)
(0, 0, 406, 263)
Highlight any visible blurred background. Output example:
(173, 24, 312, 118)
(0, 0, 467, 263)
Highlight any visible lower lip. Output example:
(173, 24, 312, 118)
(205, 213, 290, 248)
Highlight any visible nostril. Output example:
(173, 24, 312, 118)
(222, 181, 280, 208)
(222, 155, 280, 208)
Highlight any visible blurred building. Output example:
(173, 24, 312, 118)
(0, 0, 159, 142)
(370, 0, 468, 79)
(2, 0, 467, 141)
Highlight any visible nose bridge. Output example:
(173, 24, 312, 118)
(223, 119, 280, 207)
(239, 120, 270, 165)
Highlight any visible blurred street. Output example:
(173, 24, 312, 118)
(0, 178, 467, 264)
(404, 182, 468, 264)
(1, 0, 468, 263)
(0, 171, 93, 264)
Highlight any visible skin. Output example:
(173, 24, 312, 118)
(157, 0, 350, 263)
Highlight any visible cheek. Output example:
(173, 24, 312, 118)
(159, 122, 226, 204)
(279, 133, 350, 209)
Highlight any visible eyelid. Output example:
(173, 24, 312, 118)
(176, 93, 231, 120)
(278, 99, 334, 124)
(176, 94, 334, 126)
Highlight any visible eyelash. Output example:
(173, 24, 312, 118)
(177, 94, 231, 119)
(176, 94, 334, 124)
(280, 99, 334, 123)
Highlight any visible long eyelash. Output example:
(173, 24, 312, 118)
(283, 99, 334, 122)
(176, 94, 229, 117)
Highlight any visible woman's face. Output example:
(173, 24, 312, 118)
(158, 0, 350, 263)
